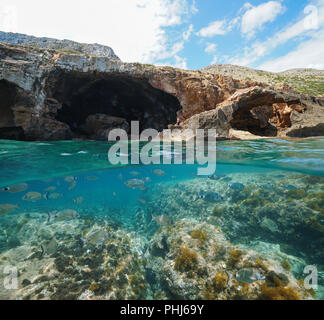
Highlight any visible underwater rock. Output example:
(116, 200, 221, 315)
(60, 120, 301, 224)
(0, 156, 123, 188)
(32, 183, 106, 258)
(146, 219, 309, 300)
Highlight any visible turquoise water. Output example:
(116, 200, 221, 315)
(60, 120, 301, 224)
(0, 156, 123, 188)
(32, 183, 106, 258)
(0, 138, 323, 300)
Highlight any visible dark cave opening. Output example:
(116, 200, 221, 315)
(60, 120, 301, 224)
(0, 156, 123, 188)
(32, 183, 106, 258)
(0, 80, 25, 140)
(50, 72, 182, 139)
(230, 105, 279, 137)
(0, 80, 17, 128)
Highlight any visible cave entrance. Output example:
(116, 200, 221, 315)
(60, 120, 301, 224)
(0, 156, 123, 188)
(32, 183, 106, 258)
(230, 104, 279, 137)
(51, 72, 182, 139)
(0, 80, 26, 140)
(0, 80, 17, 128)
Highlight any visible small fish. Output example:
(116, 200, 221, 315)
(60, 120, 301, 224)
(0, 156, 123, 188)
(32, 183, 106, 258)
(85, 229, 108, 246)
(22, 192, 44, 202)
(118, 174, 123, 180)
(228, 183, 245, 191)
(151, 214, 173, 226)
(283, 184, 297, 190)
(113, 192, 117, 197)
(263, 183, 276, 190)
(2, 183, 28, 193)
(86, 176, 99, 181)
(153, 169, 166, 177)
(64, 176, 78, 183)
(125, 179, 146, 191)
(48, 209, 79, 222)
(48, 193, 63, 199)
(0, 204, 18, 216)
(44, 238, 58, 255)
(145, 177, 152, 183)
(45, 186, 56, 192)
(138, 198, 147, 205)
(199, 190, 223, 202)
(235, 268, 265, 284)
(68, 181, 77, 190)
(73, 196, 84, 204)
(129, 171, 141, 177)
(208, 174, 226, 180)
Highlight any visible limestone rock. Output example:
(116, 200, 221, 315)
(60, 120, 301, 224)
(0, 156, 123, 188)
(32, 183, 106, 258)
(0, 41, 323, 141)
(83, 114, 129, 141)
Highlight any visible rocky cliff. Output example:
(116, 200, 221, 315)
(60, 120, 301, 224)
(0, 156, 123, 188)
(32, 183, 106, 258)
(203, 64, 324, 97)
(0, 41, 323, 141)
(0, 31, 120, 60)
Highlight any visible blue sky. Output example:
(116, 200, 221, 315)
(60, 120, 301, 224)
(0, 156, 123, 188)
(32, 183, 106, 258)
(0, 0, 323, 71)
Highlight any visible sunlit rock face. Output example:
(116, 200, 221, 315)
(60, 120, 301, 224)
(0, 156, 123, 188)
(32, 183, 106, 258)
(0, 42, 323, 141)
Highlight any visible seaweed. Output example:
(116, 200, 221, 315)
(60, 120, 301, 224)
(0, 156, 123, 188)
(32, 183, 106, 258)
(212, 272, 228, 292)
(190, 228, 207, 246)
(281, 260, 291, 272)
(228, 249, 243, 268)
(286, 189, 307, 199)
(174, 247, 198, 273)
(212, 206, 223, 217)
(260, 284, 301, 300)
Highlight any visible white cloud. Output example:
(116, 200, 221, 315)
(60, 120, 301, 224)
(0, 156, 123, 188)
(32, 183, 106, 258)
(174, 55, 188, 69)
(226, 1, 324, 68)
(241, 1, 285, 38)
(0, 0, 197, 64)
(0, 4, 18, 32)
(205, 43, 217, 54)
(211, 56, 218, 65)
(183, 24, 194, 40)
(258, 30, 324, 71)
(155, 55, 188, 69)
(197, 20, 227, 37)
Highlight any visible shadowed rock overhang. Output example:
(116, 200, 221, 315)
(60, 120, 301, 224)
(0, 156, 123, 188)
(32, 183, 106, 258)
(0, 42, 324, 141)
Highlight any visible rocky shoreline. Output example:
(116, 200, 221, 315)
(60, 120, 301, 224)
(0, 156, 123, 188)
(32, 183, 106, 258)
(1, 41, 323, 142)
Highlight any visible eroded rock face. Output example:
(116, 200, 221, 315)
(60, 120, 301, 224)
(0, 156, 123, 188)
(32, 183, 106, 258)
(177, 87, 324, 140)
(0, 42, 323, 141)
(83, 114, 129, 141)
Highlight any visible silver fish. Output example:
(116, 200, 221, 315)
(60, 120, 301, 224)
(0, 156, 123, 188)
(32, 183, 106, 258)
(125, 179, 146, 191)
(48, 209, 79, 222)
(152, 214, 173, 226)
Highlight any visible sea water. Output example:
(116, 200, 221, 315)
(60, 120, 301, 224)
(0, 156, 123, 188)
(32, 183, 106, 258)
(0, 138, 323, 300)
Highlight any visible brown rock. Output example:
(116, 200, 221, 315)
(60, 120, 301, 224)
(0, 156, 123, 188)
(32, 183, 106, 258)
(0, 42, 323, 141)
(83, 114, 129, 141)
